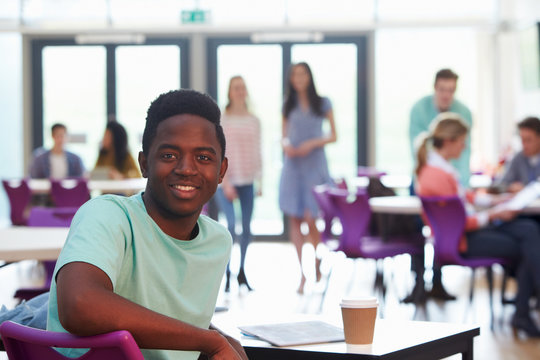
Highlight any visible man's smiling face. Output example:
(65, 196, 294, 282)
(139, 114, 227, 223)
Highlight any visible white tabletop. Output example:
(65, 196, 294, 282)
(27, 178, 147, 194)
(0, 226, 69, 261)
(369, 195, 540, 215)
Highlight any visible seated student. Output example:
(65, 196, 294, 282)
(415, 113, 540, 337)
(47, 89, 248, 360)
(29, 123, 85, 179)
(94, 121, 141, 179)
(495, 116, 540, 192)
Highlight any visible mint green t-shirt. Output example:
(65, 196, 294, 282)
(47, 193, 232, 360)
(409, 95, 473, 185)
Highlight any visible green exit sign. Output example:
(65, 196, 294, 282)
(181, 9, 209, 24)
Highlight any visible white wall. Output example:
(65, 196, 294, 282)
(0, 33, 23, 225)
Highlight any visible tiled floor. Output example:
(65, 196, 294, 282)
(1, 240, 540, 359)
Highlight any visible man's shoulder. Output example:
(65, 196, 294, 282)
(450, 99, 472, 118)
(80, 193, 142, 216)
(64, 150, 83, 161)
(199, 215, 232, 241)
(411, 95, 433, 108)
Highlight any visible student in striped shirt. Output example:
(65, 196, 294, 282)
(214, 76, 262, 292)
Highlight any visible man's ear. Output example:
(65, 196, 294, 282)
(138, 151, 148, 178)
(218, 157, 228, 183)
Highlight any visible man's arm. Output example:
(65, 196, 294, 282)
(56, 262, 244, 359)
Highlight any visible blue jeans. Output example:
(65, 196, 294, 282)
(466, 218, 540, 315)
(214, 184, 254, 270)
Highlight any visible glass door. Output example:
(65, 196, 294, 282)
(32, 38, 189, 173)
(208, 35, 368, 239)
(116, 45, 182, 157)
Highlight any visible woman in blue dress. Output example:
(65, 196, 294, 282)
(279, 62, 337, 294)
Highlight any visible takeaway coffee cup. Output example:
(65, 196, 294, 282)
(340, 297, 378, 345)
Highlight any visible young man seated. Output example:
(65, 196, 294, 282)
(47, 89, 248, 360)
(496, 116, 540, 192)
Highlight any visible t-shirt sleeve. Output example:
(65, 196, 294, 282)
(322, 97, 332, 115)
(54, 197, 131, 289)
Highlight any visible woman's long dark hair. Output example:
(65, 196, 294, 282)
(100, 121, 129, 172)
(283, 62, 323, 119)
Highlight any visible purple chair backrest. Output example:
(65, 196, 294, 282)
(2, 178, 31, 225)
(328, 189, 372, 257)
(27, 207, 78, 228)
(312, 184, 338, 242)
(50, 178, 90, 208)
(0, 321, 144, 360)
(357, 166, 386, 178)
(26, 207, 77, 289)
(419, 195, 466, 265)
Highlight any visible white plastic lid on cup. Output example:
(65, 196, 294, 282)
(340, 297, 378, 308)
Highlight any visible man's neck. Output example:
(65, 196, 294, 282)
(51, 146, 64, 155)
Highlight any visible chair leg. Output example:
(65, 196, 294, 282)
(486, 266, 494, 329)
(500, 266, 515, 305)
(469, 268, 476, 304)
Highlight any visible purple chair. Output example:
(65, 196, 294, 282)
(0, 321, 144, 360)
(2, 178, 32, 226)
(312, 184, 339, 245)
(50, 178, 90, 208)
(420, 195, 509, 325)
(13, 207, 78, 302)
(328, 189, 423, 301)
(357, 166, 386, 178)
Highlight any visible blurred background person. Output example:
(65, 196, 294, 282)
(279, 62, 337, 294)
(29, 123, 85, 179)
(409, 69, 473, 301)
(94, 121, 141, 179)
(410, 69, 473, 185)
(215, 76, 262, 293)
(416, 114, 540, 337)
(495, 116, 540, 193)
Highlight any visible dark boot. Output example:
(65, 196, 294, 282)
(237, 267, 253, 291)
(224, 269, 231, 293)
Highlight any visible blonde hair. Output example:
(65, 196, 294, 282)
(225, 75, 248, 111)
(415, 112, 469, 176)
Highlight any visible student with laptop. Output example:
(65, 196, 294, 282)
(47, 89, 248, 359)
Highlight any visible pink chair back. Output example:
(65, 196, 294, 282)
(0, 321, 144, 360)
(2, 178, 32, 225)
(50, 178, 90, 208)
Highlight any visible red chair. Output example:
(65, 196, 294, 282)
(328, 189, 424, 302)
(13, 207, 78, 302)
(2, 178, 32, 226)
(420, 195, 509, 326)
(0, 321, 144, 360)
(50, 178, 90, 208)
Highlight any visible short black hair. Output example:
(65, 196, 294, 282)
(51, 123, 66, 134)
(142, 89, 225, 159)
(518, 116, 540, 135)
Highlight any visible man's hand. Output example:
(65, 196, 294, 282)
(507, 182, 525, 193)
(204, 331, 247, 360)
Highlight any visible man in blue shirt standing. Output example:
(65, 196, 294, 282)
(410, 69, 473, 186)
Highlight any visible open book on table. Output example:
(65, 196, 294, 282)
(238, 320, 344, 347)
